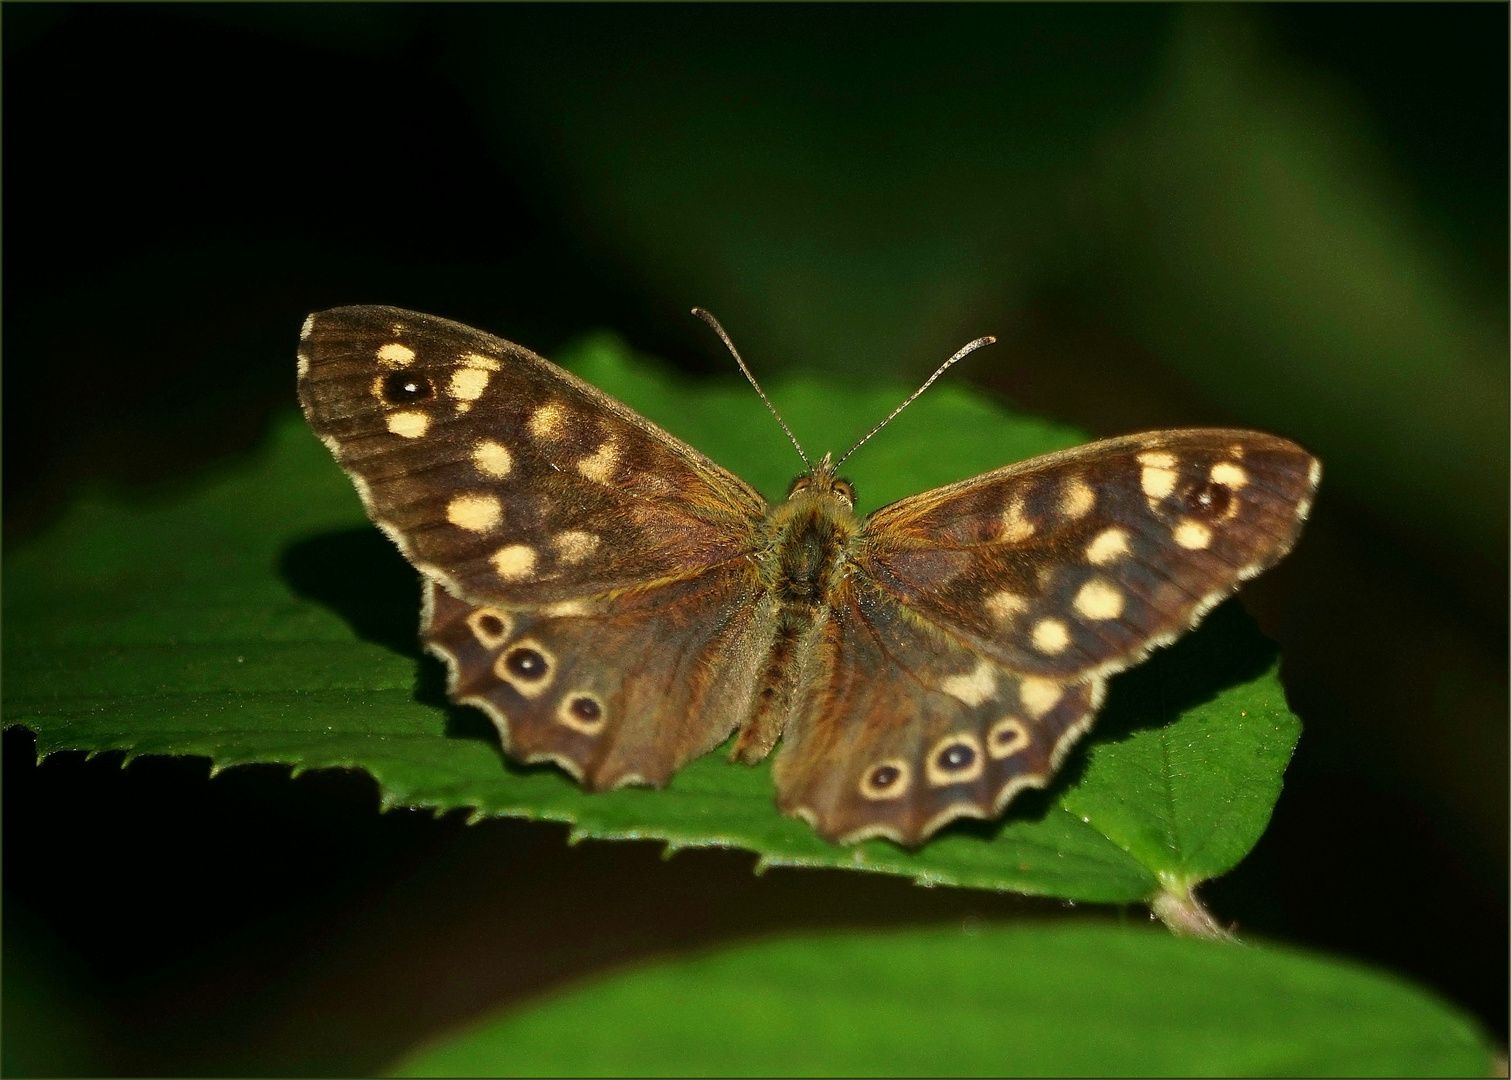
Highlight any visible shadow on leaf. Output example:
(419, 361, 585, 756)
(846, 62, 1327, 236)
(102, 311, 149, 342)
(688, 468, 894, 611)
(1093, 599, 1278, 742)
(279, 528, 562, 759)
(936, 600, 1279, 846)
(279, 527, 424, 658)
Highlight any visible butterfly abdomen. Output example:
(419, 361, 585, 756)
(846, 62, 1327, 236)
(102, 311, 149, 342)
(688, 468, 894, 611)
(723, 493, 860, 764)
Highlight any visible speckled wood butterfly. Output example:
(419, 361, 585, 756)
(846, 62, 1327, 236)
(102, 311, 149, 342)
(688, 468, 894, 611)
(298, 306, 1318, 846)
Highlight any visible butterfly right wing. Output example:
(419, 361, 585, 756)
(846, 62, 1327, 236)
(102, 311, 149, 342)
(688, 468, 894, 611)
(772, 428, 1318, 845)
(771, 572, 1102, 845)
(857, 429, 1318, 681)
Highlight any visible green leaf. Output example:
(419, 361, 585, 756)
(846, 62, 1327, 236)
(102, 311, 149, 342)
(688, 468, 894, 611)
(393, 923, 1493, 1078)
(4, 335, 1299, 903)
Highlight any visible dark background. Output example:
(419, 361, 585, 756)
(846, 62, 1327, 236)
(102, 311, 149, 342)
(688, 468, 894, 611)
(4, 5, 1505, 1074)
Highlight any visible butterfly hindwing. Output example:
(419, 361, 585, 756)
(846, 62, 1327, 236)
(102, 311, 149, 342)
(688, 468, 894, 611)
(772, 574, 1100, 845)
(858, 430, 1318, 680)
(424, 564, 777, 789)
(298, 306, 766, 605)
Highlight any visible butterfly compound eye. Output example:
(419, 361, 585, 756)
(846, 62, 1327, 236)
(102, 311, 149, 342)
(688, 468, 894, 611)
(788, 477, 812, 498)
(832, 479, 856, 506)
(381, 371, 434, 404)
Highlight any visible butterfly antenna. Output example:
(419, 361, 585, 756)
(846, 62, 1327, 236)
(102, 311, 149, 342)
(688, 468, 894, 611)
(692, 308, 811, 470)
(834, 335, 997, 467)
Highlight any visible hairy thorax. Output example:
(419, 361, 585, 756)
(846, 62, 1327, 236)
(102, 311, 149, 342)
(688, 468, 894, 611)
(756, 459, 863, 609)
(760, 495, 859, 607)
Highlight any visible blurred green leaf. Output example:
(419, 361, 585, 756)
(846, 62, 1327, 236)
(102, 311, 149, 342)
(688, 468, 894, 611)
(393, 923, 1493, 1077)
(5, 335, 1297, 902)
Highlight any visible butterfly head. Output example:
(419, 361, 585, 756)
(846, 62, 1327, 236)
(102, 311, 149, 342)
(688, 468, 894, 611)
(786, 452, 856, 510)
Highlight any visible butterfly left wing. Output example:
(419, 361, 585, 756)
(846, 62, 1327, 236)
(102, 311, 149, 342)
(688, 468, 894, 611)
(423, 565, 777, 790)
(298, 305, 766, 606)
(299, 305, 778, 791)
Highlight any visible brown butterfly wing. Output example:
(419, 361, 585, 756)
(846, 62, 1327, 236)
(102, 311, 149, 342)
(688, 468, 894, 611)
(300, 305, 775, 790)
(298, 305, 766, 606)
(772, 573, 1103, 845)
(424, 566, 776, 790)
(858, 430, 1318, 679)
(773, 429, 1317, 845)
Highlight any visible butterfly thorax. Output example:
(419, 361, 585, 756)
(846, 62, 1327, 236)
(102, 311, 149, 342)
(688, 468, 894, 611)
(757, 458, 860, 609)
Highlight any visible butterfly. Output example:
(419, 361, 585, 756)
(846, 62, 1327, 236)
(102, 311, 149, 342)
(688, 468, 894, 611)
(297, 305, 1318, 846)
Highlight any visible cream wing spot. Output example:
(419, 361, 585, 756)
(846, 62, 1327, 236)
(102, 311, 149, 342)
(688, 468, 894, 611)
(1085, 527, 1130, 566)
(447, 494, 502, 533)
(552, 530, 601, 565)
(1059, 476, 1095, 519)
(1138, 451, 1177, 468)
(1019, 677, 1062, 718)
(985, 590, 1028, 624)
(1308, 458, 1322, 487)
(1031, 618, 1070, 655)
(386, 411, 430, 438)
(1210, 461, 1248, 488)
(296, 354, 309, 377)
(449, 367, 490, 402)
(577, 440, 620, 484)
(527, 401, 566, 441)
(542, 599, 592, 618)
(1141, 464, 1178, 501)
(1001, 497, 1035, 542)
(1074, 578, 1125, 621)
(473, 439, 514, 479)
(377, 342, 415, 367)
(1174, 520, 1212, 550)
(460, 351, 501, 371)
(491, 544, 538, 581)
(300, 314, 314, 340)
(939, 660, 997, 707)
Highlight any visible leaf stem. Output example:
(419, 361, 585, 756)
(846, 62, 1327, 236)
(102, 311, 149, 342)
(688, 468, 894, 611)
(1150, 878, 1238, 942)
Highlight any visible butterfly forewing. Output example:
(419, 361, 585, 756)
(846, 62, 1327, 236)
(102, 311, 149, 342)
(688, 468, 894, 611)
(858, 430, 1318, 681)
(298, 306, 766, 606)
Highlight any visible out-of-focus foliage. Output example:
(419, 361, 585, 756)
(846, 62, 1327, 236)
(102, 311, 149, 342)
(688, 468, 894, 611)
(396, 924, 1493, 1077)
